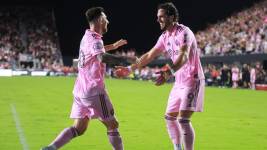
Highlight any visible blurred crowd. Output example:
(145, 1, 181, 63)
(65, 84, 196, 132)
(114, 48, 137, 58)
(0, 7, 63, 70)
(203, 62, 266, 89)
(196, 0, 267, 56)
(107, 62, 267, 90)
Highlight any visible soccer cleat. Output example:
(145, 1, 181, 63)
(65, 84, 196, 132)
(174, 144, 182, 150)
(41, 145, 56, 150)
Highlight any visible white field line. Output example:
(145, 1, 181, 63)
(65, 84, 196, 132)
(10, 104, 29, 150)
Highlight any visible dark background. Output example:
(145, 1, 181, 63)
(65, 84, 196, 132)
(1, 0, 262, 59)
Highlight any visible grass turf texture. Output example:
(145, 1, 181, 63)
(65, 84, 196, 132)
(0, 77, 267, 150)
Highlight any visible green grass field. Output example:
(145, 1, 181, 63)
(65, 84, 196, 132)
(0, 77, 267, 150)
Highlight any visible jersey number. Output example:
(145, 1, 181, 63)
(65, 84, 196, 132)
(78, 50, 85, 68)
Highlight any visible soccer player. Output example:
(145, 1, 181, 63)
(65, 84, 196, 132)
(115, 2, 205, 150)
(250, 65, 256, 89)
(231, 64, 240, 88)
(41, 7, 134, 150)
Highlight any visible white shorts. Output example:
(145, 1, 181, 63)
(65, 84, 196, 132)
(70, 91, 115, 121)
(166, 79, 205, 113)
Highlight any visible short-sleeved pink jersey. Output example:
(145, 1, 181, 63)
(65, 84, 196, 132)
(250, 68, 256, 83)
(231, 67, 239, 81)
(73, 29, 106, 98)
(154, 24, 205, 87)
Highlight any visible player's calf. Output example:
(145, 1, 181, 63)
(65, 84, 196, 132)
(41, 126, 80, 150)
(103, 119, 124, 150)
(165, 115, 182, 150)
(178, 117, 195, 150)
(107, 128, 123, 150)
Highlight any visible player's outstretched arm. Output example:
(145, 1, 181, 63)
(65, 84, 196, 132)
(113, 47, 162, 78)
(104, 39, 127, 51)
(98, 53, 136, 65)
(135, 47, 161, 69)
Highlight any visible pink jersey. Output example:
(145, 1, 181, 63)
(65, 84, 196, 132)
(250, 68, 256, 83)
(73, 29, 106, 98)
(231, 67, 239, 81)
(154, 24, 205, 87)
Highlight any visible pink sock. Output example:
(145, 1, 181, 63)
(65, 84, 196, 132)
(50, 127, 79, 149)
(107, 128, 123, 150)
(165, 115, 181, 145)
(178, 118, 195, 150)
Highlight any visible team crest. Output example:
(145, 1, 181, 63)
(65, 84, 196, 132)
(91, 33, 98, 39)
(93, 41, 103, 52)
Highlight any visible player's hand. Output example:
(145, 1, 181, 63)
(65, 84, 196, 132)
(114, 66, 131, 78)
(113, 39, 127, 49)
(154, 71, 167, 86)
(154, 65, 172, 86)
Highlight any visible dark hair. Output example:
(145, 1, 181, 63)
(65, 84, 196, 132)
(158, 2, 179, 22)
(85, 7, 104, 23)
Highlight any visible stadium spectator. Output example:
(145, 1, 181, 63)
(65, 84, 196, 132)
(231, 64, 240, 88)
(0, 7, 62, 70)
(204, 65, 213, 86)
(241, 64, 251, 88)
(210, 65, 220, 86)
(255, 62, 267, 84)
(220, 64, 231, 87)
(250, 65, 256, 89)
(196, 0, 267, 56)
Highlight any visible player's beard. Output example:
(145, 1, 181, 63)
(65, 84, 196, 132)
(102, 25, 108, 34)
(159, 23, 164, 30)
(160, 20, 172, 31)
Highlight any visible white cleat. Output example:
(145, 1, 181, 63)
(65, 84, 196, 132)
(174, 144, 182, 150)
(41, 146, 56, 150)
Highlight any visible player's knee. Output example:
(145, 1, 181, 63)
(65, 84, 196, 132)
(166, 112, 179, 118)
(165, 112, 178, 121)
(111, 120, 119, 129)
(74, 126, 87, 136)
(178, 117, 191, 124)
(179, 110, 193, 118)
(73, 118, 89, 136)
(107, 120, 119, 130)
(164, 114, 177, 121)
(78, 128, 87, 136)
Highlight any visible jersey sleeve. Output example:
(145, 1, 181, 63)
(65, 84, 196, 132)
(181, 28, 195, 59)
(153, 34, 165, 52)
(181, 28, 194, 47)
(91, 39, 105, 57)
